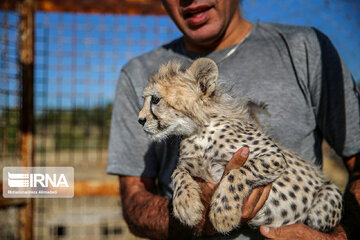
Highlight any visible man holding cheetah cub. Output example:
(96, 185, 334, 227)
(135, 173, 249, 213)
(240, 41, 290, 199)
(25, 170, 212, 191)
(107, 0, 360, 239)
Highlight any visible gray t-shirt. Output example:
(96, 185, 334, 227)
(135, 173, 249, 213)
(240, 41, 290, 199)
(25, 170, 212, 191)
(107, 22, 360, 239)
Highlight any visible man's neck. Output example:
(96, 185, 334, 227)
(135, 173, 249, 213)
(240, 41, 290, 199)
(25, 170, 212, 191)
(184, 17, 252, 53)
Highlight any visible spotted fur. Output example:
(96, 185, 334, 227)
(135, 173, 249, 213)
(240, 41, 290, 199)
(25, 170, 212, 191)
(138, 58, 343, 233)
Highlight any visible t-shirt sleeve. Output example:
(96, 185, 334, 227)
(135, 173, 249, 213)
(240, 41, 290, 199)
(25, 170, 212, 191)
(106, 69, 159, 177)
(310, 29, 360, 157)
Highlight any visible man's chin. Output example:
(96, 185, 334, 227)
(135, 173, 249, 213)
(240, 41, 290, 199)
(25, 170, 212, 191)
(183, 28, 224, 51)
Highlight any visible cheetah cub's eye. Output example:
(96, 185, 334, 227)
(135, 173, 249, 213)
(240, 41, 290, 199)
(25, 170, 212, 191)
(151, 96, 161, 105)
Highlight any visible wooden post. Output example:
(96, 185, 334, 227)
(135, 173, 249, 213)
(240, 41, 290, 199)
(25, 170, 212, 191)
(0, 0, 167, 15)
(19, 0, 35, 239)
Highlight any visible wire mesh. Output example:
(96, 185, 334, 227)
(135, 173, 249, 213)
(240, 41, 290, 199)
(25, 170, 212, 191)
(0, 0, 359, 239)
(0, 10, 21, 170)
(33, 12, 181, 239)
(0, 9, 22, 240)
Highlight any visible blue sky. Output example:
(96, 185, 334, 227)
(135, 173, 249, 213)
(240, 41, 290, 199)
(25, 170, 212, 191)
(1, 0, 359, 111)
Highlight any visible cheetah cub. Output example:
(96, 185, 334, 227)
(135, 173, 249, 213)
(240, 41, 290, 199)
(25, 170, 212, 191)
(138, 58, 343, 233)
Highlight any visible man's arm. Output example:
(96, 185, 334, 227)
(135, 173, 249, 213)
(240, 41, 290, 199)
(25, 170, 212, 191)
(344, 154, 360, 201)
(341, 153, 360, 239)
(260, 153, 360, 240)
(119, 175, 192, 239)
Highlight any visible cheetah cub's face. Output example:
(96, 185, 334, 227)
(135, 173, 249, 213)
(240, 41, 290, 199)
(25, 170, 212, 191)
(138, 58, 218, 141)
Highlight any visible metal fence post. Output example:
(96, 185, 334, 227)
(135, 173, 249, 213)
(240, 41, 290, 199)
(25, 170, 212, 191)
(19, 0, 35, 239)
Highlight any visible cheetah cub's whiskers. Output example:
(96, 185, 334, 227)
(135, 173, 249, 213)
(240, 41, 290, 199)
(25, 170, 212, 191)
(138, 58, 343, 233)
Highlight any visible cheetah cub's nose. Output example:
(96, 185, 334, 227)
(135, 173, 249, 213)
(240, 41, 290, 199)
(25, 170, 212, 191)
(138, 118, 146, 126)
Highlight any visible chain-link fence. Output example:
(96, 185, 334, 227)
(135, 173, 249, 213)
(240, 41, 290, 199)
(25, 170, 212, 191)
(32, 11, 180, 239)
(0, 0, 359, 239)
(0, 9, 22, 240)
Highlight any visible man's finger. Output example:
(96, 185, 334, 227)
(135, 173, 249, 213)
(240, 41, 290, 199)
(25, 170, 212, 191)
(194, 177, 216, 202)
(241, 184, 271, 222)
(222, 147, 250, 178)
(260, 225, 296, 239)
(241, 186, 263, 222)
(260, 223, 316, 239)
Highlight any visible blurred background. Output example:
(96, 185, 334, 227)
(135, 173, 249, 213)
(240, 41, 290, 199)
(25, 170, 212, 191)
(0, 0, 359, 239)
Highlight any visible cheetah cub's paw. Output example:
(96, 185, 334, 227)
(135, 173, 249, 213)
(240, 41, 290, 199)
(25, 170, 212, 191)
(172, 170, 204, 226)
(172, 183, 204, 226)
(209, 172, 246, 233)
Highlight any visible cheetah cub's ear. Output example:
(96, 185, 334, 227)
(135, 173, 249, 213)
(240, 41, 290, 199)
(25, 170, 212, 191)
(187, 58, 218, 97)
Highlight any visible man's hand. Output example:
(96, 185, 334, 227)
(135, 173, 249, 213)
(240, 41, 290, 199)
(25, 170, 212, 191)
(194, 147, 272, 236)
(260, 223, 347, 240)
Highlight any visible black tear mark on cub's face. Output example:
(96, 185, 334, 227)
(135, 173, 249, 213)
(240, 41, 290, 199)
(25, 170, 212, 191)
(150, 97, 165, 129)
(150, 97, 159, 121)
(157, 120, 167, 131)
